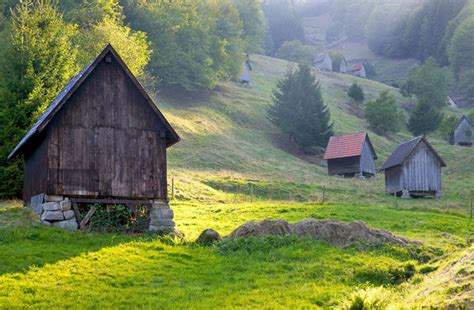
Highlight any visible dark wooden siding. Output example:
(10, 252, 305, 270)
(328, 156, 360, 176)
(45, 55, 167, 200)
(23, 135, 48, 204)
(384, 166, 403, 193)
(359, 140, 376, 175)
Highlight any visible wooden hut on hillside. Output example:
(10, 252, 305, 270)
(451, 115, 473, 147)
(339, 57, 348, 73)
(314, 53, 332, 72)
(351, 63, 366, 78)
(381, 136, 446, 198)
(240, 55, 252, 86)
(323, 132, 377, 177)
(9, 44, 180, 232)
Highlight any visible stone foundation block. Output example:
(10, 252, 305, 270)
(151, 219, 175, 227)
(42, 202, 61, 211)
(45, 195, 64, 202)
(52, 218, 78, 230)
(63, 210, 75, 220)
(60, 200, 72, 211)
(150, 207, 174, 220)
(41, 210, 64, 221)
(149, 225, 176, 232)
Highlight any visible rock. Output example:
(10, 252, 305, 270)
(63, 210, 75, 220)
(40, 220, 51, 226)
(225, 218, 420, 248)
(225, 219, 291, 239)
(60, 200, 72, 211)
(149, 224, 176, 233)
(41, 210, 64, 221)
(196, 229, 222, 244)
(51, 218, 78, 230)
(42, 202, 61, 211)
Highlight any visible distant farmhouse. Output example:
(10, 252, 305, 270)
(9, 44, 180, 232)
(351, 63, 366, 78)
(381, 136, 446, 198)
(323, 132, 377, 177)
(240, 55, 252, 86)
(451, 115, 473, 147)
(314, 53, 333, 72)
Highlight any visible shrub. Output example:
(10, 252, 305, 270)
(342, 286, 391, 310)
(408, 99, 443, 136)
(437, 113, 458, 142)
(348, 83, 365, 103)
(88, 204, 150, 232)
(365, 91, 404, 134)
(275, 40, 314, 65)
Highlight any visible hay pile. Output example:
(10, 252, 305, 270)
(225, 219, 419, 248)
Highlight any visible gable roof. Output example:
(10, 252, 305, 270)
(454, 115, 474, 130)
(381, 136, 446, 170)
(351, 63, 364, 71)
(323, 132, 377, 160)
(9, 44, 180, 159)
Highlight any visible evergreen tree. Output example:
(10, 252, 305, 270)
(407, 99, 443, 136)
(0, 0, 78, 197)
(268, 64, 333, 151)
(364, 91, 404, 134)
(347, 83, 364, 103)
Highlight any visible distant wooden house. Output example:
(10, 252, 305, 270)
(240, 56, 252, 85)
(339, 57, 348, 73)
(381, 136, 446, 198)
(9, 44, 180, 231)
(351, 63, 366, 78)
(451, 115, 474, 147)
(323, 132, 377, 177)
(314, 53, 332, 72)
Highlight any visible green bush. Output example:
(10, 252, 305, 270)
(275, 40, 314, 64)
(88, 204, 150, 233)
(347, 83, 365, 103)
(365, 91, 404, 134)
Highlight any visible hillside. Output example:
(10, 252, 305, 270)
(0, 55, 473, 308)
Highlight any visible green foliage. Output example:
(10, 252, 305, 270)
(448, 17, 474, 98)
(438, 113, 458, 142)
(59, 0, 122, 26)
(262, 0, 304, 55)
(76, 15, 150, 78)
(123, 0, 244, 91)
(232, 0, 265, 53)
(347, 83, 364, 103)
(343, 286, 391, 310)
(329, 51, 343, 72)
(89, 204, 150, 232)
(325, 21, 344, 43)
(275, 40, 313, 65)
(467, 110, 474, 123)
(407, 100, 443, 136)
(364, 91, 404, 134)
(400, 57, 451, 109)
(0, 0, 78, 198)
(268, 64, 333, 151)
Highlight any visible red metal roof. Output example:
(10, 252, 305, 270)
(323, 132, 368, 160)
(351, 63, 364, 71)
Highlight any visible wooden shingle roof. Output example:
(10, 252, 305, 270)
(323, 132, 377, 160)
(9, 44, 180, 159)
(381, 136, 446, 170)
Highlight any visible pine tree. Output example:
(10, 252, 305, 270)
(0, 0, 78, 197)
(407, 99, 443, 136)
(347, 83, 364, 103)
(268, 64, 333, 151)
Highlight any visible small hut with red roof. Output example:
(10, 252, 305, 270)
(323, 132, 377, 177)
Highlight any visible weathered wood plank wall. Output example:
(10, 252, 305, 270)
(359, 140, 376, 175)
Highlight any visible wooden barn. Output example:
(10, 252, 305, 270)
(314, 53, 333, 72)
(240, 56, 252, 86)
(339, 57, 348, 73)
(451, 115, 473, 147)
(9, 44, 180, 231)
(381, 136, 446, 198)
(323, 132, 377, 177)
(351, 63, 366, 78)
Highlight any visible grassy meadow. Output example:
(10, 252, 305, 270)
(0, 55, 473, 308)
